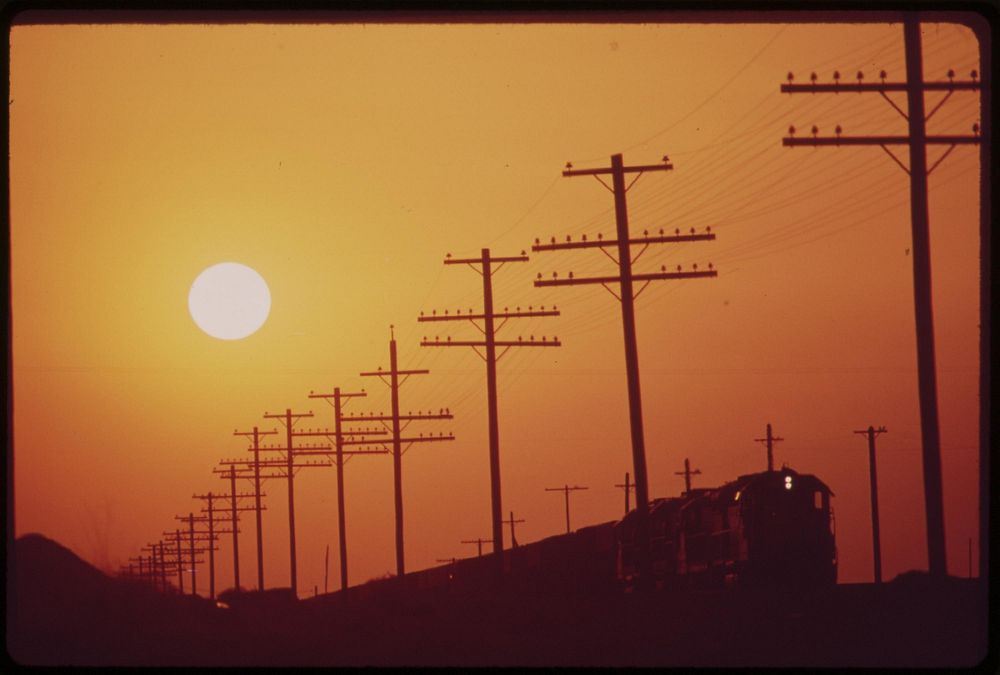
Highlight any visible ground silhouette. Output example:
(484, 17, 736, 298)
(6, 533, 989, 667)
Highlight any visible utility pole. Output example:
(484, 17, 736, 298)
(854, 425, 887, 584)
(174, 513, 214, 597)
(545, 484, 589, 534)
(781, 15, 980, 577)
(260, 408, 333, 596)
(213, 462, 268, 592)
(754, 423, 784, 473)
(419, 248, 561, 555)
(360, 326, 455, 577)
(192, 491, 236, 600)
(233, 426, 277, 592)
(674, 458, 702, 494)
(533, 153, 717, 588)
(324, 544, 329, 595)
(502, 511, 525, 548)
(614, 472, 635, 516)
(306, 387, 390, 591)
(462, 538, 494, 558)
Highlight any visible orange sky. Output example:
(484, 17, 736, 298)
(9, 15, 983, 595)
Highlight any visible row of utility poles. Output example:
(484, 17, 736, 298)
(120, 13, 978, 595)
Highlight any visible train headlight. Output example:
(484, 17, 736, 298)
(784, 476, 793, 490)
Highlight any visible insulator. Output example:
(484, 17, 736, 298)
(435, 336, 439, 341)
(706, 226, 712, 233)
(550, 236, 556, 244)
(835, 125, 842, 135)
(973, 122, 980, 134)
(947, 68, 955, 79)
(446, 252, 452, 258)
(516, 306, 521, 311)
(643, 229, 648, 236)
(553, 272, 558, 277)
(518, 336, 523, 341)
(565, 161, 572, 169)
(597, 233, 603, 240)
(856, 71, 863, 81)
(432, 309, 436, 315)
(788, 125, 796, 136)
(568, 271, 574, 278)
(528, 305, 533, 310)
(693, 263, 698, 270)
(444, 309, 448, 315)
(542, 336, 547, 341)
(423, 336, 427, 341)
(534, 238, 540, 245)
(456, 308, 461, 314)
(581, 234, 587, 241)
(971, 69, 978, 80)
(677, 265, 682, 271)
(661, 265, 666, 271)
(447, 336, 451, 341)
(530, 335, 535, 341)
(541, 305, 545, 310)
(674, 228, 680, 235)
(787, 71, 794, 82)
(833, 70, 840, 81)
(566, 235, 571, 242)
(520, 250, 526, 256)
(708, 262, 714, 270)
(811, 125, 818, 135)
(537, 273, 542, 279)
(810, 72, 817, 82)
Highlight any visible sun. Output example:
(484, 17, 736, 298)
(188, 262, 271, 340)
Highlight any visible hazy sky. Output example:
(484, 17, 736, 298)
(9, 14, 983, 594)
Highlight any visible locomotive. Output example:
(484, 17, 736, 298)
(345, 466, 836, 602)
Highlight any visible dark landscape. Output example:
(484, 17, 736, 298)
(6, 533, 989, 668)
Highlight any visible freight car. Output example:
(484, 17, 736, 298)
(346, 466, 836, 601)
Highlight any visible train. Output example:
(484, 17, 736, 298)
(345, 466, 837, 602)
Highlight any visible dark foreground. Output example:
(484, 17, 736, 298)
(6, 534, 990, 668)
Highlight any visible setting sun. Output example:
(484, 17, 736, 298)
(188, 262, 271, 340)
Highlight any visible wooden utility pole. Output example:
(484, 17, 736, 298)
(674, 458, 702, 494)
(615, 472, 635, 516)
(854, 425, 887, 584)
(533, 153, 717, 587)
(233, 426, 277, 592)
(213, 462, 268, 592)
(502, 511, 525, 548)
(754, 423, 784, 473)
(419, 248, 561, 555)
(360, 326, 455, 576)
(781, 14, 981, 577)
(260, 408, 332, 596)
(192, 491, 236, 600)
(545, 484, 589, 534)
(306, 387, 389, 591)
(462, 538, 494, 558)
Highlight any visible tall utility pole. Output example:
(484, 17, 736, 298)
(419, 248, 561, 555)
(533, 153, 717, 587)
(306, 387, 389, 591)
(233, 426, 277, 592)
(360, 326, 455, 577)
(502, 511, 525, 548)
(213, 462, 267, 592)
(754, 423, 784, 473)
(545, 484, 589, 534)
(260, 408, 332, 596)
(192, 491, 235, 600)
(462, 538, 494, 558)
(854, 425, 887, 584)
(675, 458, 702, 494)
(615, 472, 635, 516)
(781, 15, 980, 577)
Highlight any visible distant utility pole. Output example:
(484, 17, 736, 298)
(360, 326, 455, 577)
(615, 472, 634, 516)
(533, 153, 717, 587)
(174, 513, 215, 597)
(213, 462, 268, 592)
(233, 426, 277, 592)
(462, 538, 494, 558)
(140, 544, 161, 591)
(502, 511, 525, 548)
(260, 408, 333, 596)
(674, 458, 702, 494)
(192, 491, 235, 600)
(854, 425, 887, 584)
(419, 248, 561, 555)
(306, 386, 390, 591)
(781, 14, 981, 578)
(545, 485, 589, 534)
(754, 423, 784, 473)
